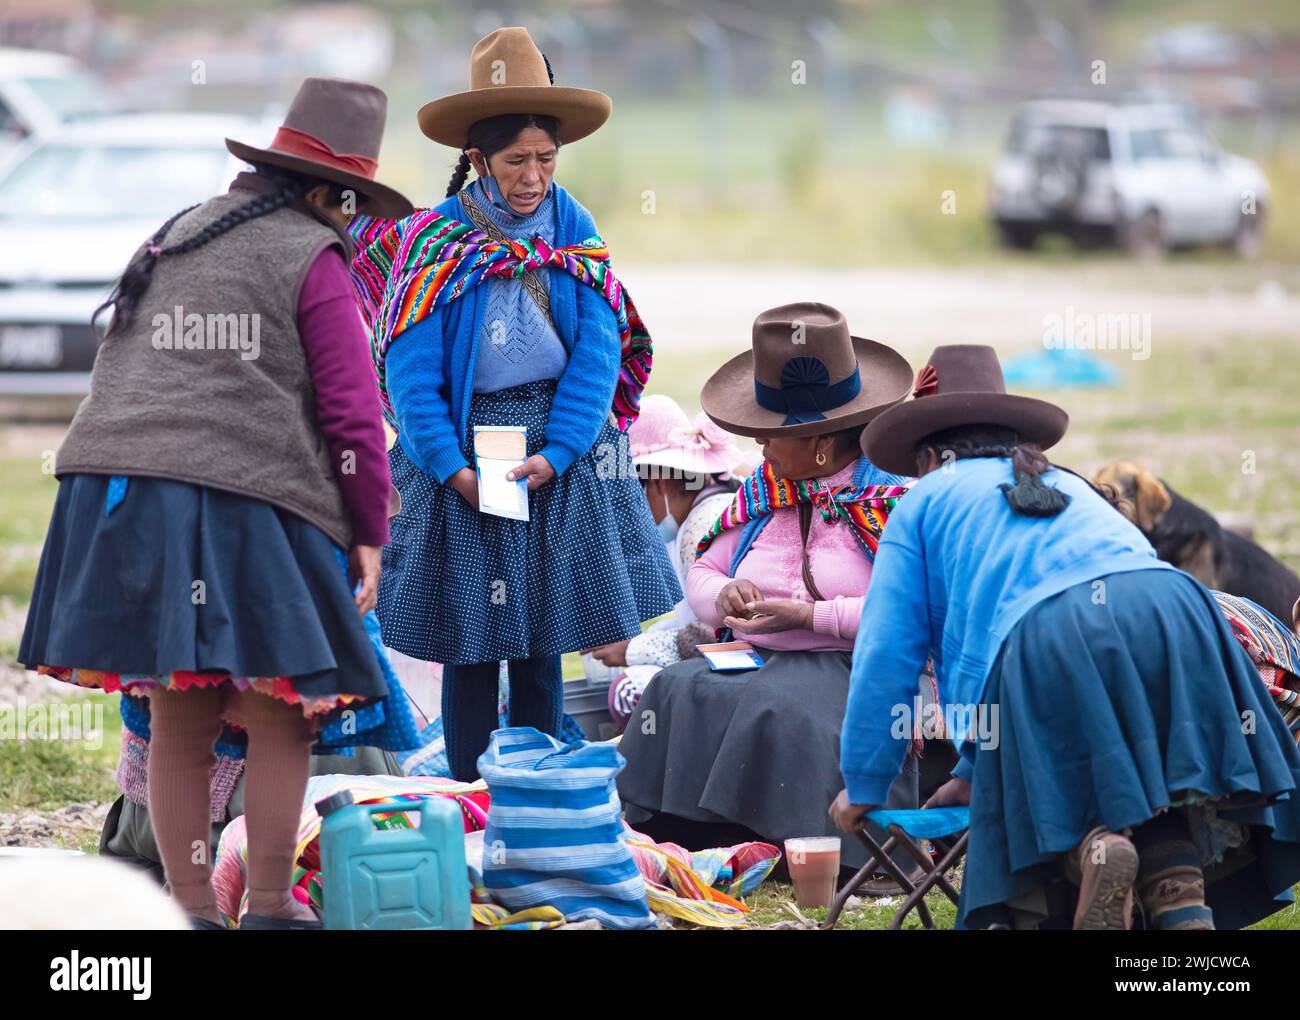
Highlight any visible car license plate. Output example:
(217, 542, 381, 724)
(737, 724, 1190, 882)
(0, 325, 63, 368)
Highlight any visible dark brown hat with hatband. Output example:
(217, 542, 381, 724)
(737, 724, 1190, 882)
(861, 344, 1069, 476)
(699, 302, 914, 438)
(418, 27, 611, 148)
(226, 77, 413, 219)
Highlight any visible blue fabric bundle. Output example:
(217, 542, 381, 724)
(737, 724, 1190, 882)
(478, 727, 655, 929)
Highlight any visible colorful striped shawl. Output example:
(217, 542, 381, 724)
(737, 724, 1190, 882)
(695, 460, 908, 561)
(347, 209, 651, 431)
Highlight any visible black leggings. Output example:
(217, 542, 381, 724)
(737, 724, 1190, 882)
(442, 655, 563, 780)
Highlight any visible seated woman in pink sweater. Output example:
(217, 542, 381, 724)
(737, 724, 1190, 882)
(617, 302, 930, 883)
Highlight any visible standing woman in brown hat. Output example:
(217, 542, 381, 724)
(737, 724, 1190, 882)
(20, 79, 415, 929)
(834, 345, 1300, 930)
(616, 303, 928, 881)
(361, 28, 679, 781)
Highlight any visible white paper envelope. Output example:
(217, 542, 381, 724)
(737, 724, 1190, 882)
(474, 426, 529, 521)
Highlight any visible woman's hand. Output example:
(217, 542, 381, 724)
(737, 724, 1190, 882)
(828, 788, 876, 833)
(716, 579, 762, 620)
(583, 639, 631, 667)
(348, 544, 382, 615)
(508, 454, 556, 491)
(923, 776, 971, 808)
(448, 467, 480, 511)
(724, 598, 814, 635)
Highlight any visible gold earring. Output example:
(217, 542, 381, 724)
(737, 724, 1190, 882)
(816, 451, 827, 466)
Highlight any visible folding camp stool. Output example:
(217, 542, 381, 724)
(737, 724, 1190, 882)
(822, 806, 970, 930)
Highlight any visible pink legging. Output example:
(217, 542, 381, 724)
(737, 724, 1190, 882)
(147, 686, 315, 921)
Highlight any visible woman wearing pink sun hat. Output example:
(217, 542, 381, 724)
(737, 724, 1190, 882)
(585, 394, 755, 729)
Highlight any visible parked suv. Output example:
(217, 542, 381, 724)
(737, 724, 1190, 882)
(989, 100, 1268, 257)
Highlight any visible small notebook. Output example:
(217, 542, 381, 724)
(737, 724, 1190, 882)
(697, 641, 765, 672)
(474, 426, 529, 521)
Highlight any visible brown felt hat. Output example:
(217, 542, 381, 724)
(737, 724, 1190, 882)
(699, 302, 914, 438)
(862, 344, 1069, 475)
(418, 27, 611, 148)
(226, 77, 413, 218)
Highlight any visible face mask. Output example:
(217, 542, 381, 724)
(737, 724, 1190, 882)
(480, 169, 549, 216)
(656, 490, 680, 542)
(481, 173, 511, 211)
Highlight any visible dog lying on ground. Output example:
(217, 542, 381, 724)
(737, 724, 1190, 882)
(1092, 460, 1300, 625)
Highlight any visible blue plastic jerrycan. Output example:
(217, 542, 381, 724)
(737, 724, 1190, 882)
(315, 790, 472, 930)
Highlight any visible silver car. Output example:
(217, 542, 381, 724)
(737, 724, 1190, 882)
(989, 99, 1269, 257)
(0, 112, 267, 413)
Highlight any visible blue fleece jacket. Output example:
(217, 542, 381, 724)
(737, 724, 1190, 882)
(840, 457, 1176, 805)
(385, 184, 621, 483)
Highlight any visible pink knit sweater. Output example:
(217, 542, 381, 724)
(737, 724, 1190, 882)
(685, 460, 873, 652)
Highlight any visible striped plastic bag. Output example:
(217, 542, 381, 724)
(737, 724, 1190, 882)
(478, 727, 656, 930)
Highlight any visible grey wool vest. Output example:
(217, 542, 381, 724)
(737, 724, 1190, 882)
(57, 192, 355, 547)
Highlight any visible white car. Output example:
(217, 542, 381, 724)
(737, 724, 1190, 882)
(0, 113, 268, 409)
(0, 48, 115, 153)
(989, 100, 1269, 257)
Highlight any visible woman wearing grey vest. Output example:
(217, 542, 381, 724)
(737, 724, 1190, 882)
(19, 79, 415, 930)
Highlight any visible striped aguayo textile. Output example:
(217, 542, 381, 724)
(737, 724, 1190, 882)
(695, 459, 908, 561)
(1213, 590, 1300, 740)
(347, 210, 651, 432)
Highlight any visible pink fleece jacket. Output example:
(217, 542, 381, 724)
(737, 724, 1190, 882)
(685, 460, 872, 652)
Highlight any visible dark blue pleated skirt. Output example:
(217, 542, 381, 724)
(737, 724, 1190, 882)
(958, 568, 1300, 930)
(19, 473, 388, 705)
(378, 379, 682, 665)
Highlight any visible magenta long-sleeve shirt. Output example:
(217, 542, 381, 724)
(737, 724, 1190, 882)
(685, 460, 873, 652)
(296, 246, 390, 547)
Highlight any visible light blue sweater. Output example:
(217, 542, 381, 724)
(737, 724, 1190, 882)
(840, 457, 1176, 805)
(466, 178, 569, 393)
(385, 183, 620, 483)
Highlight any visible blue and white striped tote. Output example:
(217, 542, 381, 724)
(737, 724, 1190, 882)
(478, 727, 656, 930)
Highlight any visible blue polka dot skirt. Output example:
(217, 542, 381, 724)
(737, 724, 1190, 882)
(378, 379, 683, 665)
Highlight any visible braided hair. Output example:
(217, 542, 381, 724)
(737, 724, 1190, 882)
(915, 423, 1072, 518)
(93, 164, 340, 333)
(445, 51, 560, 199)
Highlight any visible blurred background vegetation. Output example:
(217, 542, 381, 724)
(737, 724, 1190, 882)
(7, 0, 1300, 261)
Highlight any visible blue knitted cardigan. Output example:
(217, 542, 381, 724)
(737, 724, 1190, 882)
(385, 184, 622, 483)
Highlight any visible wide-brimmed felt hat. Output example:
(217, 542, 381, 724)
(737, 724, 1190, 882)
(418, 27, 611, 148)
(862, 344, 1069, 476)
(700, 302, 914, 439)
(226, 77, 413, 218)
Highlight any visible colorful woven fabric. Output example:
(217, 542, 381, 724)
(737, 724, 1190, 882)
(348, 210, 652, 431)
(695, 459, 908, 561)
(35, 664, 361, 717)
(114, 729, 247, 824)
(1213, 590, 1300, 740)
(624, 826, 779, 928)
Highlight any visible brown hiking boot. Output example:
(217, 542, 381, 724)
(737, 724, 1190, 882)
(1072, 831, 1139, 930)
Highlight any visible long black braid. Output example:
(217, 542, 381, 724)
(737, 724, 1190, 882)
(93, 172, 310, 333)
(445, 151, 472, 198)
(915, 423, 1072, 518)
(445, 51, 559, 198)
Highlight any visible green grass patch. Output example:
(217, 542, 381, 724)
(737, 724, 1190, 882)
(0, 455, 56, 602)
(744, 879, 958, 930)
(0, 693, 121, 816)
